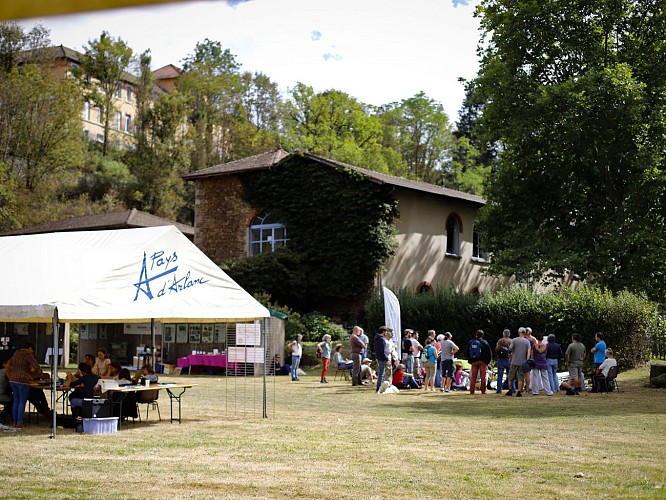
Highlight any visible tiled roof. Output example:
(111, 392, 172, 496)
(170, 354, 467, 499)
(182, 149, 290, 180)
(183, 150, 486, 205)
(302, 153, 486, 205)
(152, 64, 182, 80)
(0, 209, 194, 238)
(50, 45, 140, 85)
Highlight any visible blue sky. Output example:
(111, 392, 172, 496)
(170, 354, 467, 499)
(25, 0, 481, 121)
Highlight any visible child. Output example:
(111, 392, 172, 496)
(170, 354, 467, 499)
(451, 364, 469, 391)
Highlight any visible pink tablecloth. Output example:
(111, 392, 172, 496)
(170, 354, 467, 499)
(177, 354, 231, 369)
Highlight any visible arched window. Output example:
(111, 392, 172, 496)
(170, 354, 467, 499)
(249, 211, 288, 256)
(417, 281, 433, 294)
(472, 227, 488, 261)
(445, 214, 461, 256)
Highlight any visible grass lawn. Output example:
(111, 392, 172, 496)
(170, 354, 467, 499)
(1, 366, 664, 499)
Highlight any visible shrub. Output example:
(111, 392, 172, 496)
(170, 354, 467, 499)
(365, 286, 662, 370)
(301, 312, 347, 343)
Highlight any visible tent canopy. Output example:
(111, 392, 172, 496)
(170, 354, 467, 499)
(0, 226, 269, 323)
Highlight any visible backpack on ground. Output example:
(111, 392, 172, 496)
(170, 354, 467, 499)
(468, 339, 482, 360)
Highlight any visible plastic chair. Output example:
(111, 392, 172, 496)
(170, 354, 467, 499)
(136, 389, 161, 421)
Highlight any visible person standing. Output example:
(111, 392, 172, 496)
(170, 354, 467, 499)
(317, 334, 332, 384)
(531, 333, 553, 396)
(410, 332, 423, 378)
(495, 329, 512, 394)
(402, 330, 414, 375)
(590, 332, 607, 369)
(374, 326, 391, 392)
(467, 330, 492, 395)
(288, 334, 303, 381)
(439, 332, 459, 393)
(349, 326, 366, 387)
(6, 342, 41, 428)
(565, 333, 586, 394)
(545, 334, 563, 393)
(358, 328, 369, 360)
(423, 338, 439, 392)
(505, 329, 532, 397)
(524, 327, 536, 392)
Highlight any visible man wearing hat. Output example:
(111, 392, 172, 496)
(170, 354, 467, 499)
(360, 357, 375, 384)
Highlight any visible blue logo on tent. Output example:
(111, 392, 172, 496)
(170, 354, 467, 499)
(133, 251, 208, 301)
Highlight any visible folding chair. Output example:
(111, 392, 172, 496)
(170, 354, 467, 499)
(600, 365, 620, 393)
(334, 367, 351, 381)
(136, 389, 161, 421)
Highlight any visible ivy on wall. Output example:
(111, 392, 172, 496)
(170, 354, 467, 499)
(225, 154, 398, 314)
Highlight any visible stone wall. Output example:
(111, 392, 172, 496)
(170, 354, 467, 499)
(193, 175, 254, 265)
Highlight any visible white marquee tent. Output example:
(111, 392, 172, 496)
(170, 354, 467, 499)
(0, 225, 269, 323)
(0, 226, 270, 436)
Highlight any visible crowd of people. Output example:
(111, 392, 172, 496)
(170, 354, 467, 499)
(281, 326, 618, 397)
(0, 343, 158, 428)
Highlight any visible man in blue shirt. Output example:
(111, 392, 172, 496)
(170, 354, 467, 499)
(590, 332, 607, 369)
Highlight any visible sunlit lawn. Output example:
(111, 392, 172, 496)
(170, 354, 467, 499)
(1, 366, 664, 499)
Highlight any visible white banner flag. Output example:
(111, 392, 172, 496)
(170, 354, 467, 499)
(382, 287, 401, 357)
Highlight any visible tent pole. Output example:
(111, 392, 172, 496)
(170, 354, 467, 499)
(262, 317, 268, 419)
(151, 318, 156, 369)
(50, 307, 59, 439)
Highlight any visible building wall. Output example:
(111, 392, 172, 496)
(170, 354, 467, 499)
(193, 175, 254, 264)
(191, 173, 508, 294)
(56, 56, 140, 148)
(383, 187, 508, 293)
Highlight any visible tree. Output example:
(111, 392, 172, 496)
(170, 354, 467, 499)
(380, 92, 453, 183)
(0, 64, 84, 192)
(78, 31, 133, 156)
(472, 0, 666, 301)
(178, 39, 243, 170)
(441, 135, 489, 196)
(282, 83, 390, 172)
(0, 21, 50, 75)
(127, 50, 190, 219)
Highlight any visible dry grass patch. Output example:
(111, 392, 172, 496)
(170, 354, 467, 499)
(0, 367, 664, 499)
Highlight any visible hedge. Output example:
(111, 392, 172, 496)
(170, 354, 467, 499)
(365, 286, 663, 370)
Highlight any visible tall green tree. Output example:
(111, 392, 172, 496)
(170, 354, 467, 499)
(282, 83, 390, 172)
(472, 0, 666, 301)
(178, 39, 243, 170)
(0, 21, 50, 75)
(441, 135, 489, 196)
(129, 50, 190, 219)
(381, 92, 453, 183)
(78, 31, 133, 156)
(0, 64, 84, 192)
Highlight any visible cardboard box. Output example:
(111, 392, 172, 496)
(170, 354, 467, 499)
(162, 364, 175, 374)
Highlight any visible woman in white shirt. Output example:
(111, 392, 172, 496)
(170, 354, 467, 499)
(92, 348, 112, 377)
(288, 335, 303, 381)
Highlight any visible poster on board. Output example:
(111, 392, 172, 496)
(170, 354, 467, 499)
(163, 324, 175, 343)
(176, 324, 188, 343)
(202, 324, 213, 343)
(189, 324, 201, 343)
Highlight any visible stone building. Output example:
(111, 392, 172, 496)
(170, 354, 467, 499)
(183, 149, 506, 306)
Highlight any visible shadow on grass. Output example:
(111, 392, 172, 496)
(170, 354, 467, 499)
(319, 375, 666, 419)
